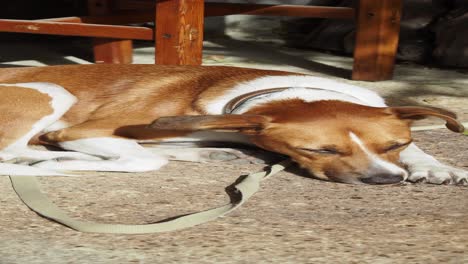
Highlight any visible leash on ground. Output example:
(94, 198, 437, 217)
(9, 160, 292, 234)
(7, 122, 468, 234)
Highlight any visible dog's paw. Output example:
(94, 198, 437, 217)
(406, 163, 468, 185)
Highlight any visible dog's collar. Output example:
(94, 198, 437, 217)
(224, 87, 292, 114)
(224, 87, 361, 114)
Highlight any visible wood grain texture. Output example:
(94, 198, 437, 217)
(0, 19, 152, 40)
(37, 11, 155, 25)
(155, 0, 205, 65)
(352, 0, 402, 81)
(88, 0, 134, 64)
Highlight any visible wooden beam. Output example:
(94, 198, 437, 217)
(205, 4, 355, 19)
(0, 19, 153, 40)
(36, 12, 155, 25)
(352, 0, 402, 81)
(36, 17, 83, 23)
(155, 0, 204, 65)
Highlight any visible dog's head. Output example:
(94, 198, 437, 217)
(150, 100, 464, 184)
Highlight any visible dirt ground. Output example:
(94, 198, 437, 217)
(1, 129, 467, 264)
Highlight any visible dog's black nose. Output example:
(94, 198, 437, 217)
(360, 173, 404, 185)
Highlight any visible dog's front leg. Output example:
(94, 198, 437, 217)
(0, 148, 101, 163)
(0, 163, 71, 176)
(33, 138, 168, 172)
(400, 143, 467, 185)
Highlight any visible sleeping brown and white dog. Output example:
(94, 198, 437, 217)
(0, 64, 466, 185)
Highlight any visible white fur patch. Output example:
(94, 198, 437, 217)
(400, 143, 468, 184)
(0, 83, 82, 176)
(349, 132, 407, 177)
(230, 87, 366, 114)
(34, 137, 168, 172)
(205, 75, 387, 114)
(0, 163, 71, 176)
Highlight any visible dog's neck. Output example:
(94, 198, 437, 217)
(225, 87, 367, 114)
(204, 75, 387, 115)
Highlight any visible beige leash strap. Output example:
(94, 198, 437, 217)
(9, 160, 292, 234)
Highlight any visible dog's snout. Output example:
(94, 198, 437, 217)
(360, 173, 404, 185)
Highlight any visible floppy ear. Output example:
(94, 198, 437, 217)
(390, 106, 464, 133)
(148, 114, 269, 134)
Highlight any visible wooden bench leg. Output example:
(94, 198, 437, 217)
(352, 0, 402, 81)
(92, 38, 133, 64)
(88, 0, 133, 64)
(155, 0, 204, 65)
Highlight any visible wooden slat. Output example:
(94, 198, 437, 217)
(0, 19, 153, 40)
(155, 0, 204, 65)
(205, 4, 355, 19)
(352, 0, 402, 81)
(36, 12, 154, 25)
(37, 17, 83, 23)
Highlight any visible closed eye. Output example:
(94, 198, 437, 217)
(298, 147, 341, 155)
(383, 140, 412, 152)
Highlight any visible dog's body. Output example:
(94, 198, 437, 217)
(0, 64, 466, 184)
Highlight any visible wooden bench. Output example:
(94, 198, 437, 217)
(0, 0, 402, 81)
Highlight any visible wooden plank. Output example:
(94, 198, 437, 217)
(205, 4, 355, 19)
(88, 0, 134, 64)
(36, 11, 154, 25)
(155, 0, 204, 65)
(37, 17, 83, 23)
(0, 19, 153, 40)
(352, 0, 402, 81)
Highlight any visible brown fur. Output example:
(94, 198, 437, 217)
(150, 99, 458, 183)
(239, 100, 412, 183)
(0, 65, 296, 143)
(0, 64, 462, 183)
(0, 85, 52, 148)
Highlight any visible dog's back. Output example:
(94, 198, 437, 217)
(0, 65, 294, 125)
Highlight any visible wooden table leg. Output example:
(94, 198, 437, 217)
(88, 0, 133, 64)
(155, 0, 204, 65)
(352, 0, 402, 81)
